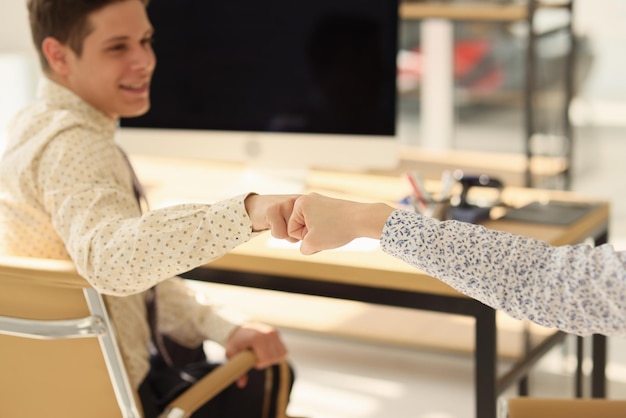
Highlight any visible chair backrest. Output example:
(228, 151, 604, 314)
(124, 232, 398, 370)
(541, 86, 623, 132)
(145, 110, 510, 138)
(0, 256, 141, 418)
(500, 397, 626, 418)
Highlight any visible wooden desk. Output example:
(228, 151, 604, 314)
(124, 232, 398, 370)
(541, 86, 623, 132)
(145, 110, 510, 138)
(130, 155, 609, 418)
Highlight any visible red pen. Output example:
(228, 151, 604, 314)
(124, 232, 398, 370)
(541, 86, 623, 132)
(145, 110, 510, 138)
(405, 172, 430, 214)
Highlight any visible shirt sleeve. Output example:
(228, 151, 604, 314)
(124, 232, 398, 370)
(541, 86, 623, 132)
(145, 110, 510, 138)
(38, 125, 254, 297)
(380, 210, 626, 336)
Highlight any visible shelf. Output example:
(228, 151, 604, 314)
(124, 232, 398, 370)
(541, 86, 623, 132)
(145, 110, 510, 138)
(399, 0, 573, 22)
(400, 3, 528, 21)
(398, 0, 576, 189)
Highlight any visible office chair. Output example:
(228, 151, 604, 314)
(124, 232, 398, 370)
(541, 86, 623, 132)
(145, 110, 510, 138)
(0, 255, 257, 418)
(499, 397, 626, 418)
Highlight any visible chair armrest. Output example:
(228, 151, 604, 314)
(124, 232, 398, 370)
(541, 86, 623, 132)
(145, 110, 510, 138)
(500, 397, 626, 418)
(160, 350, 257, 418)
(0, 256, 89, 289)
(0, 314, 106, 340)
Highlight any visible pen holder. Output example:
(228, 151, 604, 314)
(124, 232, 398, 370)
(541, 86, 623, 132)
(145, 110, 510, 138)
(428, 198, 452, 221)
(401, 194, 451, 220)
(401, 170, 502, 222)
(403, 170, 453, 220)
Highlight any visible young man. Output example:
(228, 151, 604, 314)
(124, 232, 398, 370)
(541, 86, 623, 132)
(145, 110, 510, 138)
(0, 0, 298, 416)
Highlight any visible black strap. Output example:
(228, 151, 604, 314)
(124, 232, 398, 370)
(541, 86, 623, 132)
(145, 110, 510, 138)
(146, 288, 206, 369)
(117, 146, 168, 362)
(117, 146, 149, 212)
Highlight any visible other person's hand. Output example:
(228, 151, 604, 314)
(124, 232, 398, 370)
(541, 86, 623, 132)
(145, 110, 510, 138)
(288, 193, 394, 255)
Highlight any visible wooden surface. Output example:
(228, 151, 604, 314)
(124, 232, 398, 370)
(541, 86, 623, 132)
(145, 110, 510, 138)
(400, 2, 528, 21)
(130, 154, 609, 298)
(129, 154, 609, 357)
(398, 1, 572, 22)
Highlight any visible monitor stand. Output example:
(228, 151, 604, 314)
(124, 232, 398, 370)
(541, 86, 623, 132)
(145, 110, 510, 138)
(206, 165, 308, 202)
(236, 166, 308, 195)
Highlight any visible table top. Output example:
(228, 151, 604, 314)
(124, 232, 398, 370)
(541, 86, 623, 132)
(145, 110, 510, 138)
(130, 154, 609, 299)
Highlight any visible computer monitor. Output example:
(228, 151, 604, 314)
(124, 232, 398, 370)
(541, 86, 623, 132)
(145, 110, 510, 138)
(119, 0, 400, 195)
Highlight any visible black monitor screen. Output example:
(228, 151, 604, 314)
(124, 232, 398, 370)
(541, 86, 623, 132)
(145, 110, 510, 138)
(122, 0, 398, 136)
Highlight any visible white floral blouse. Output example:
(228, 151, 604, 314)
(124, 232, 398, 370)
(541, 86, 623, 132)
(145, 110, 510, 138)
(381, 210, 626, 336)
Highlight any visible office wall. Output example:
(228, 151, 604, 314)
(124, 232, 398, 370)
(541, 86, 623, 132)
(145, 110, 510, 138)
(573, 0, 626, 125)
(0, 0, 32, 53)
(0, 1, 37, 152)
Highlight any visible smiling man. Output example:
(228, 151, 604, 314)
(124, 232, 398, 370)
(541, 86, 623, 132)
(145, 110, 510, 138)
(41, 0, 156, 119)
(0, 1, 298, 417)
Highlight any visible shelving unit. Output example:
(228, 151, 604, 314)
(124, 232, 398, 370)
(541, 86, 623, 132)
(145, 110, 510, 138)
(399, 1, 577, 189)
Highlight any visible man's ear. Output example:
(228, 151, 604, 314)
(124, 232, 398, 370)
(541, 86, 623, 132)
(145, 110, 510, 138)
(42, 37, 73, 77)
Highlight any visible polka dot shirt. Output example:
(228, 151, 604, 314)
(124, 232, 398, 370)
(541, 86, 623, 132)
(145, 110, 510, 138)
(381, 210, 626, 336)
(0, 78, 253, 387)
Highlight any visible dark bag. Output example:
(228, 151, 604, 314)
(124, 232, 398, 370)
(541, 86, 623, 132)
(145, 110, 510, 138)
(145, 290, 295, 418)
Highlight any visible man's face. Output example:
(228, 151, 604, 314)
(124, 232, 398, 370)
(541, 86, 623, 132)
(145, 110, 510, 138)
(64, 0, 155, 119)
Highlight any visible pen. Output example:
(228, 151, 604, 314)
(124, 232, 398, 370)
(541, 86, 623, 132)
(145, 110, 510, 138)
(405, 172, 430, 214)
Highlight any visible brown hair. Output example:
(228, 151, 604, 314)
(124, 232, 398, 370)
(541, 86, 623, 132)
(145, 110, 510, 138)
(27, 0, 150, 73)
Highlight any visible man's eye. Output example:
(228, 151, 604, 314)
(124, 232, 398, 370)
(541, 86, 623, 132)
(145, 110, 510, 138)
(109, 44, 127, 52)
(141, 37, 154, 46)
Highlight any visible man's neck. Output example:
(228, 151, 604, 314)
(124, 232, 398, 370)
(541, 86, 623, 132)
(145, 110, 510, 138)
(44, 73, 118, 122)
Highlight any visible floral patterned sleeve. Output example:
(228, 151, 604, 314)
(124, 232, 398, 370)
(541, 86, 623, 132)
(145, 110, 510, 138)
(380, 210, 626, 336)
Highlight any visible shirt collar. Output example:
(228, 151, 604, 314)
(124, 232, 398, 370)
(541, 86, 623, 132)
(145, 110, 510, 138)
(37, 77, 117, 133)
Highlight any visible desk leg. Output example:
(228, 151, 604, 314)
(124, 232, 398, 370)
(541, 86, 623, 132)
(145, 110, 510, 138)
(592, 334, 607, 397)
(517, 323, 531, 396)
(476, 306, 497, 418)
(576, 336, 584, 397)
(592, 229, 608, 397)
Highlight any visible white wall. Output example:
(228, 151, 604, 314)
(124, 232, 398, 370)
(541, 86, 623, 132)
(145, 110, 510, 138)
(573, 0, 626, 125)
(0, 0, 33, 54)
(0, 1, 39, 152)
